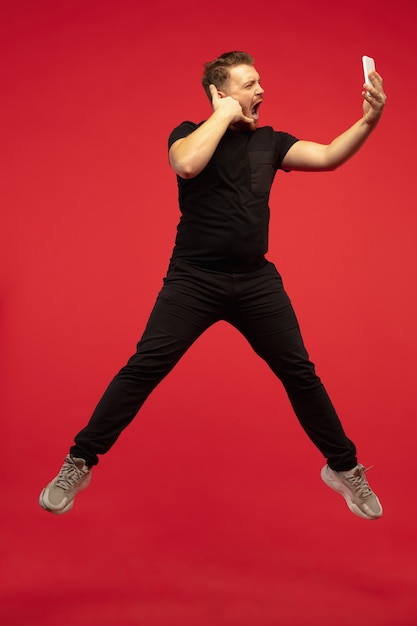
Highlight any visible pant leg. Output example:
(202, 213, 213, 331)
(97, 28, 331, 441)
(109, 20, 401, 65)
(227, 262, 357, 471)
(71, 262, 223, 466)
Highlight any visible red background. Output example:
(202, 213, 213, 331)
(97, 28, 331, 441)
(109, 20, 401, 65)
(2, 1, 417, 624)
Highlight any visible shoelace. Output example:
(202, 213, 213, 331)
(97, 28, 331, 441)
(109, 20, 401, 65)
(55, 459, 86, 491)
(343, 465, 374, 500)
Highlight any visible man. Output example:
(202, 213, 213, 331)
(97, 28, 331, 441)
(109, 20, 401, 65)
(39, 51, 386, 519)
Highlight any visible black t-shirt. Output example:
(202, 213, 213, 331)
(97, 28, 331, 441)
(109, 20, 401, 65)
(168, 121, 298, 271)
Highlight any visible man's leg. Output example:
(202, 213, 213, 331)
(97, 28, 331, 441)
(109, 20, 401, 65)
(40, 262, 222, 513)
(227, 262, 382, 519)
(228, 261, 356, 469)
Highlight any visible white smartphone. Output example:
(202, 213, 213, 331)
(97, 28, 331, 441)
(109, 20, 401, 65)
(362, 55, 375, 86)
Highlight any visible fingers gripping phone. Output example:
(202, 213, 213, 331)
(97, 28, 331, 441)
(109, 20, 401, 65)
(362, 55, 375, 86)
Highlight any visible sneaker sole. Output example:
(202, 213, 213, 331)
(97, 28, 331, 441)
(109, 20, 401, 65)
(320, 465, 382, 520)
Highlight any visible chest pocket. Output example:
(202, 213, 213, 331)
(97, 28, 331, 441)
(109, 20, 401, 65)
(248, 150, 276, 194)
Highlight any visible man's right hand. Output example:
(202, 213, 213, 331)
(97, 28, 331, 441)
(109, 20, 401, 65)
(209, 84, 253, 125)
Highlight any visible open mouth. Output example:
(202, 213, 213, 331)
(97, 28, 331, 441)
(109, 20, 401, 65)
(251, 101, 262, 120)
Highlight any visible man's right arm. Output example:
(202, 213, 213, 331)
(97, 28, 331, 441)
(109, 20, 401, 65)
(169, 85, 253, 179)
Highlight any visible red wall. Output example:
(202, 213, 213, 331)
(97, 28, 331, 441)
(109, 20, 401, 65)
(3, 0, 415, 465)
(2, 1, 417, 624)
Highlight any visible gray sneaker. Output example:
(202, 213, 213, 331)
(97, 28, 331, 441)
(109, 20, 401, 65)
(39, 455, 92, 514)
(321, 464, 383, 520)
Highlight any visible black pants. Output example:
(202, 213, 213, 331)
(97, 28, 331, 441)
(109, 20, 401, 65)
(71, 260, 357, 471)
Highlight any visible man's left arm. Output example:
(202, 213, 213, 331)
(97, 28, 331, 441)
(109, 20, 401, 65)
(282, 70, 386, 172)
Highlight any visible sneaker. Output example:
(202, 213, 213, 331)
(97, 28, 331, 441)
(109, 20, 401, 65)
(321, 464, 383, 520)
(39, 455, 92, 515)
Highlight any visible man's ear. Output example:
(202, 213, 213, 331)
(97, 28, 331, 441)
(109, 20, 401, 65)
(217, 90, 226, 99)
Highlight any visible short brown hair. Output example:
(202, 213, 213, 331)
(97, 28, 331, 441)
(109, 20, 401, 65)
(202, 51, 254, 100)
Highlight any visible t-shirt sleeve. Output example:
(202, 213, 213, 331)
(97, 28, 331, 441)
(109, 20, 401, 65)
(275, 131, 299, 170)
(168, 121, 199, 150)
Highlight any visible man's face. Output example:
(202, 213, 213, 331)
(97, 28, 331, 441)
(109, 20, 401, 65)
(221, 64, 264, 131)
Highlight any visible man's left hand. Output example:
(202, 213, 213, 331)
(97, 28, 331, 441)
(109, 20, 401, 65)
(363, 71, 386, 126)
